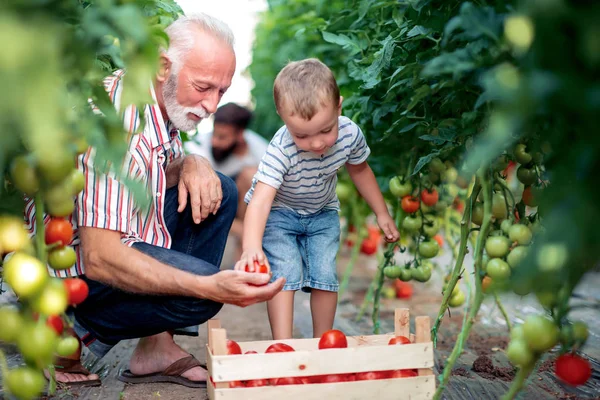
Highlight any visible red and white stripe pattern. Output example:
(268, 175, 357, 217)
(24, 70, 184, 277)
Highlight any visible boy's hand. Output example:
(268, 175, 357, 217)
(377, 213, 400, 243)
(235, 247, 271, 274)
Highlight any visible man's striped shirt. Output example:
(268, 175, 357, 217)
(244, 116, 370, 215)
(23, 70, 184, 277)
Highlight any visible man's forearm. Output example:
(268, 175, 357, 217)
(79, 227, 213, 298)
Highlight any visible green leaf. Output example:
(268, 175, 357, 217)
(407, 25, 430, 38)
(361, 35, 395, 89)
(411, 150, 441, 176)
(321, 31, 363, 55)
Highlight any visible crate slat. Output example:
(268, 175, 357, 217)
(208, 375, 436, 400)
(208, 342, 434, 381)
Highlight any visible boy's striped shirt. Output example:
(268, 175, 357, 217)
(244, 116, 370, 215)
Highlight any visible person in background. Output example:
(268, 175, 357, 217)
(185, 103, 268, 255)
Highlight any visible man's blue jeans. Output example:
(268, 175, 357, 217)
(71, 173, 237, 358)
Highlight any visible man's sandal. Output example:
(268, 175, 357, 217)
(118, 355, 208, 388)
(49, 356, 102, 388)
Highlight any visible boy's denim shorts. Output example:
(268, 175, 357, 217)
(263, 208, 340, 292)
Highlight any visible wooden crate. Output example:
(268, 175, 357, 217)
(206, 308, 435, 400)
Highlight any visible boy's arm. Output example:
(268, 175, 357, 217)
(241, 182, 278, 265)
(346, 161, 400, 242)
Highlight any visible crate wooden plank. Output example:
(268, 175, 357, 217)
(208, 342, 434, 382)
(209, 375, 436, 400)
(415, 316, 434, 377)
(395, 308, 410, 338)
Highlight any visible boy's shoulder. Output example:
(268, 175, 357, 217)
(269, 124, 295, 151)
(338, 115, 360, 133)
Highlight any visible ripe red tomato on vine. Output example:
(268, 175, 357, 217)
(401, 195, 420, 213)
(421, 188, 439, 206)
(45, 218, 73, 247)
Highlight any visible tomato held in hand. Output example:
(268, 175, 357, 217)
(421, 188, 439, 206)
(388, 336, 410, 345)
(266, 343, 295, 353)
(555, 354, 591, 386)
(245, 260, 269, 274)
(64, 278, 89, 305)
(318, 329, 348, 349)
(45, 218, 73, 247)
(401, 196, 420, 214)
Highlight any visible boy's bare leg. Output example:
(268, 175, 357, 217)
(310, 289, 338, 338)
(267, 290, 296, 339)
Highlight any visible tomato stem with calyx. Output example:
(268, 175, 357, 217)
(434, 168, 492, 400)
(431, 181, 481, 346)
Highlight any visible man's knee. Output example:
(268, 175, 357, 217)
(168, 298, 224, 324)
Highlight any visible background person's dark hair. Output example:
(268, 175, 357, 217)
(213, 103, 253, 130)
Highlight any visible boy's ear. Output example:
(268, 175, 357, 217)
(156, 54, 172, 83)
(337, 96, 344, 115)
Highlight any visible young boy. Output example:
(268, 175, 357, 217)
(235, 58, 399, 340)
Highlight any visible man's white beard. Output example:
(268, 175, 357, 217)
(163, 71, 210, 132)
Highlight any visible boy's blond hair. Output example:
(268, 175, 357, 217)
(273, 58, 340, 120)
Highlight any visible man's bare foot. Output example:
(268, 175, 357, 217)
(45, 350, 100, 384)
(128, 332, 207, 382)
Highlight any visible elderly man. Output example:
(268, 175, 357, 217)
(35, 13, 284, 388)
(185, 103, 268, 254)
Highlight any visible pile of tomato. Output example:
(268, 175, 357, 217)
(215, 329, 420, 388)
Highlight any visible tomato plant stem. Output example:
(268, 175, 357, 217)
(501, 363, 535, 400)
(371, 244, 396, 334)
(494, 291, 512, 333)
(34, 193, 47, 264)
(431, 182, 481, 346)
(338, 225, 367, 299)
(434, 170, 492, 400)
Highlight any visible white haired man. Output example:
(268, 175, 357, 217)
(26, 13, 285, 388)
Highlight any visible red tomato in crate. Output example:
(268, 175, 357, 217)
(226, 340, 242, 355)
(355, 370, 391, 380)
(244, 350, 257, 354)
(229, 380, 245, 388)
(388, 335, 411, 345)
(318, 329, 348, 349)
(319, 374, 351, 383)
(245, 378, 269, 387)
(266, 343, 295, 353)
(390, 369, 418, 378)
(271, 376, 303, 385)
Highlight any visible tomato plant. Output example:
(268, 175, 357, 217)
(389, 176, 413, 198)
(48, 246, 77, 270)
(318, 329, 348, 349)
